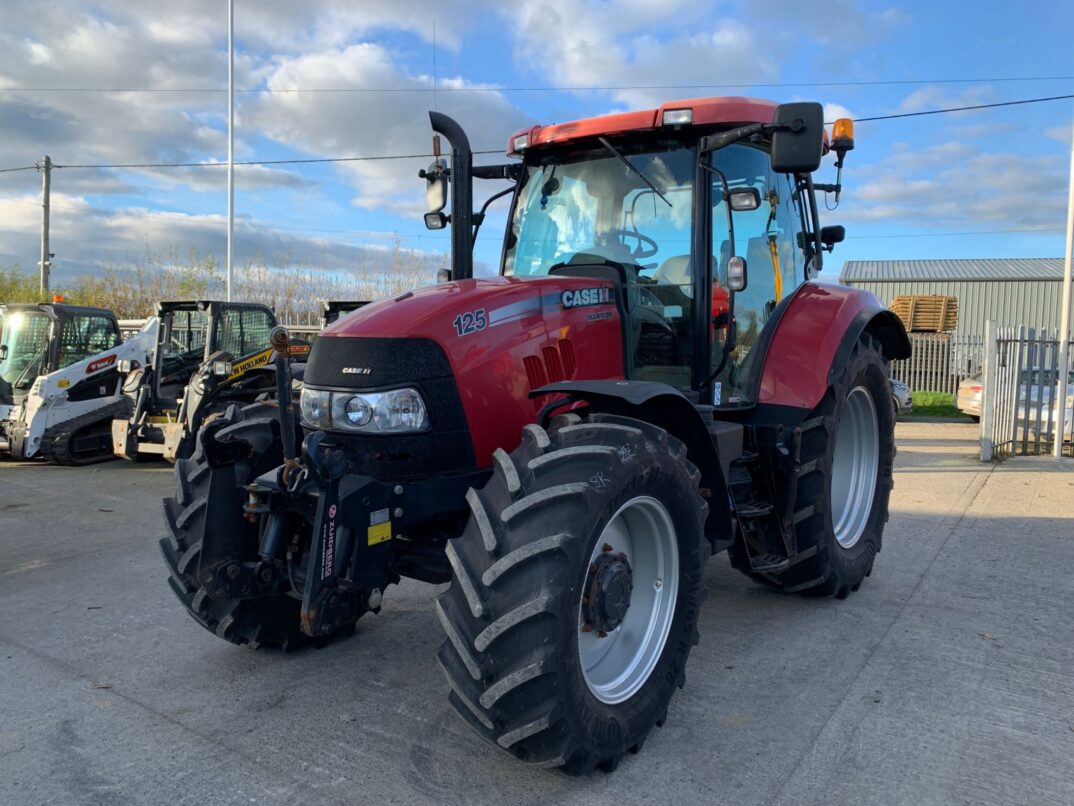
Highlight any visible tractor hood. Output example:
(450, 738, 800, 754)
(306, 275, 626, 467)
(322, 276, 586, 342)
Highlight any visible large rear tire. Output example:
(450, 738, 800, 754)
(731, 334, 895, 598)
(160, 403, 310, 649)
(436, 413, 707, 773)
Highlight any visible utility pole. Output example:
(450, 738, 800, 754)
(38, 155, 52, 296)
(1055, 107, 1074, 459)
(226, 0, 234, 302)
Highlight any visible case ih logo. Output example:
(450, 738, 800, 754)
(561, 287, 612, 309)
(85, 354, 116, 374)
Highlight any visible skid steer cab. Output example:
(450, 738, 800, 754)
(0, 301, 154, 464)
(112, 300, 308, 462)
(321, 299, 372, 327)
(160, 97, 910, 774)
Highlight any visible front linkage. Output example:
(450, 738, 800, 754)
(184, 333, 481, 643)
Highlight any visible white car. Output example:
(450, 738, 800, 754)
(891, 378, 912, 418)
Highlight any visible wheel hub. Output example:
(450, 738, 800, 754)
(583, 549, 634, 633)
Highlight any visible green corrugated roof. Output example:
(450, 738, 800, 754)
(839, 258, 1067, 283)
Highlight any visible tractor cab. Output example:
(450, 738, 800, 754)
(0, 302, 121, 408)
(428, 98, 854, 408)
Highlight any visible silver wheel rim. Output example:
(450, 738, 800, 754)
(830, 386, 880, 549)
(578, 496, 679, 705)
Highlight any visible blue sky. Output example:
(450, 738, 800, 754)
(0, 0, 1072, 285)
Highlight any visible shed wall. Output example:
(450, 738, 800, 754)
(840, 279, 1065, 340)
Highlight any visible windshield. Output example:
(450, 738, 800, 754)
(160, 309, 210, 383)
(0, 309, 52, 392)
(504, 143, 695, 278)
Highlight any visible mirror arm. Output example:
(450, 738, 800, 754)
(472, 163, 523, 181)
(804, 174, 823, 275)
(699, 162, 737, 258)
(471, 184, 517, 246)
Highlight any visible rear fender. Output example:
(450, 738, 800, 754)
(532, 380, 734, 553)
(757, 282, 910, 415)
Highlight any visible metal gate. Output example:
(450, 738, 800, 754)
(981, 322, 1074, 460)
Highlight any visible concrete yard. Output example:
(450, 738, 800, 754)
(1, 421, 1073, 805)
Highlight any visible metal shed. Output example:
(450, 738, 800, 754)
(838, 258, 1068, 340)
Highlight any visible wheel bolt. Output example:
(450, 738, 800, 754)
(654, 578, 663, 590)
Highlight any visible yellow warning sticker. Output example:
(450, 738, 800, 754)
(367, 521, 392, 546)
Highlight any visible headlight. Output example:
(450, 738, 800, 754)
(373, 388, 428, 432)
(212, 360, 233, 377)
(300, 388, 332, 429)
(301, 386, 430, 433)
(336, 394, 373, 427)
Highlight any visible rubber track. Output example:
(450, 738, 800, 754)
(40, 398, 131, 466)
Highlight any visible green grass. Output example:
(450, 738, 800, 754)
(906, 390, 966, 419)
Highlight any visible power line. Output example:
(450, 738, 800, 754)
(3, 75, 1073, 94)
(853, 94, 1074, 122)
(0, 165, 37, 174)
(52, 150, 503, 170)
(847, 226, 1064, 239)
(0, 91, 1062, 174)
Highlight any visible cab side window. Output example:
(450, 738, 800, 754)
(216, 308, 274, 358)
(58, 315, 121, 369)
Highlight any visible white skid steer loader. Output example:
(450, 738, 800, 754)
(0, 302, 158, 465)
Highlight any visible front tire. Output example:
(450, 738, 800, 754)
(436, 413, 707, 773)
(160, 403, 309, 649)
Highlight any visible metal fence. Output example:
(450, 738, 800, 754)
(981, 323, 1074, 460)
(890, 332, 984, 395)
(119, 319, 321, 341)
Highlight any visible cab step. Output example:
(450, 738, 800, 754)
(748, 553, 790, 574)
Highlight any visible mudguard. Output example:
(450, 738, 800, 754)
(756, 282, 910, 414)
(532, 379, 735, 553)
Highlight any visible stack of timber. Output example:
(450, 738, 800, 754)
(890, 295, 958, 333)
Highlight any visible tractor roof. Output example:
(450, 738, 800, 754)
(0, 302, 116, 320)
(507, 96, 778, 154)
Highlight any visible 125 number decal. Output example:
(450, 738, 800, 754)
(453, 308, 487, 336)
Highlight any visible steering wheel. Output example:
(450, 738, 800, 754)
(605, 228, 659, 260)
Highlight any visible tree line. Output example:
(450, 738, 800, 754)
(0, 245, 446, 322)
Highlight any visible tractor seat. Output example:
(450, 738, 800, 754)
(651, 255, 692, 298)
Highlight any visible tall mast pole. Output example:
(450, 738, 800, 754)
(226, 0, 235, 301)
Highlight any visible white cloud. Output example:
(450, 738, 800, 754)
(897, 85, 993, 114)
(839, 141, 1066, 230)
(503, 1, 773, 109)
(246, 42, 527, 215)
(0, 193, 448, 282)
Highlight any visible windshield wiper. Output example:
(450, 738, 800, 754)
(597, 137, 672, 208)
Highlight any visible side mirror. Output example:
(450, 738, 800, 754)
(727, 256, 748, 292)
(771, 102, 824, 174)
(422, 158, 448, 213)
(820, 225, 846, 251)
(0, 344, 7, 362)
(436, 268, 451, 283)
(727, 187, 761, 212)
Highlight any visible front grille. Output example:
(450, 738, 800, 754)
(303, 336, 475, 479)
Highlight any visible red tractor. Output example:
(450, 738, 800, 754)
(161, 97, 909, 773)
